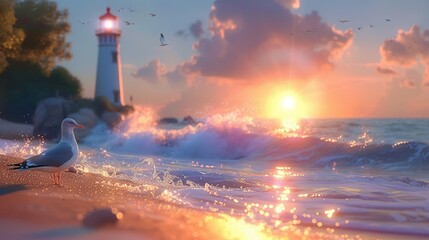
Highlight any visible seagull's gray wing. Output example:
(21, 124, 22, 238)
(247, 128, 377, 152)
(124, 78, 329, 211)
(27, 142, 73, 167)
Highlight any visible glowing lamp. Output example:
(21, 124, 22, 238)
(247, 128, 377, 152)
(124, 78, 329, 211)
(103, 19, 113, 30)
(97, 7, 120, 34)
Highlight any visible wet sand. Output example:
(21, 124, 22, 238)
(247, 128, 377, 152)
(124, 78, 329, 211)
(0, 154, 276, 240)
(1, 154, 427, 240)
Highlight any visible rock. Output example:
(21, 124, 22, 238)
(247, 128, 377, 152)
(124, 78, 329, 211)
(158, 117, 178, 125)
(101, 111, 123, 128)
(67, 166, 78, 173)
(67, 108, 98, 141)
(33, 97, 73, 140)
(183, 115, 196, 124)
(82, 208, 123, 228)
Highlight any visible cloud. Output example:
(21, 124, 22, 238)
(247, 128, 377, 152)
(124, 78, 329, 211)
(133, 60, 166, 84)
(376, 66, 397, 75)
(380, 25, 429, 84)
(190, 20, 204, 39)
(276, 0, 300, 8)
(165, 65, 188, 86)
(182, 0, 353, 81)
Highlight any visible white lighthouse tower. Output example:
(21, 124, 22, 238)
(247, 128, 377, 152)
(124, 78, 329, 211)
(95, 7, 124, 105)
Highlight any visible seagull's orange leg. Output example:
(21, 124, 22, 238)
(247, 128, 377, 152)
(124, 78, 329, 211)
(58, 172, 62, 186)
(51, 173, 56, 184)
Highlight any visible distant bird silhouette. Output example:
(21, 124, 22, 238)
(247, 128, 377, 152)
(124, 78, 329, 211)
(385, 18, 391, 22)
(128, 8, 136, 13)
(390, 34, 398, 42)
(160, 33, 168, 46)
(149, 13, 157, 17)
(357, 27, 362, 31)
(369, 24, 374, 28)
(77, 20, 90, 25)
(124, 20, 134, 25)
(117, 8, 124, 12)
(339, 20, 350, 23)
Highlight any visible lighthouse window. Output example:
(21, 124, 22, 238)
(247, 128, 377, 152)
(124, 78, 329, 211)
(112, 51, 118, 63)
(113, 90, 120, 103)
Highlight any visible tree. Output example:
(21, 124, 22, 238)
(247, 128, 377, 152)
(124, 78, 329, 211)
(14, 0, 71, 73)
(0, 61, 82, 123)
(0, 0, 24, 72)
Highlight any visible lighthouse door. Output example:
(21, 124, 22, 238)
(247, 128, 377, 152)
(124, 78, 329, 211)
(113, 90, 120, 103)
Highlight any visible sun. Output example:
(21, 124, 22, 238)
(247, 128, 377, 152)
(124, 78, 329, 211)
(281, 95, 296, 111)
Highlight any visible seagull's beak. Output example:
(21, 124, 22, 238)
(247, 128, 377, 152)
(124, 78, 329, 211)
(75, 124, 84, 129)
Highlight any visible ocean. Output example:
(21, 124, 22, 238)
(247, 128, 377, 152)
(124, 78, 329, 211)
(2, 111, 429, 238)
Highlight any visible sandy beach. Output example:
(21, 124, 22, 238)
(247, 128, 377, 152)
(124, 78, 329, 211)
(2, 153, 427, 240)
(0, 119, 33, 140)
(0, 154, 281, 240)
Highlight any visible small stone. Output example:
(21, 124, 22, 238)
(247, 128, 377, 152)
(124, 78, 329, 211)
(82, 207, 122, 228)
(67, 166, 78, 173)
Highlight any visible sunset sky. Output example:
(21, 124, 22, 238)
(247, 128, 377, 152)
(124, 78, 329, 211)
(54, 0, 429, 119)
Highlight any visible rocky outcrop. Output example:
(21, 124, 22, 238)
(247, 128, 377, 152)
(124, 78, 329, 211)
(182, 115, 196, 124)
(33, 97, 73, 140)
(67, 108, 98, 141)
(33, 97, 131, 141)
(101, 111, 123, 128)
(158, 117, 179, 125)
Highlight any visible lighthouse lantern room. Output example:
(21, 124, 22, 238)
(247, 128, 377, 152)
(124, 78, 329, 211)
(95, 7, 124, 105)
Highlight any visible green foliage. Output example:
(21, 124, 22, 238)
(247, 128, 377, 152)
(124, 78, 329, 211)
(0, 0, 25, 72)
(73, 97, 135, 117)
(0, 60, 81, 123)
(14, 0, 71, 74)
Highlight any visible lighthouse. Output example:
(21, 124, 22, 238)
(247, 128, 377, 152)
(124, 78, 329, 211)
(95, 7, 124, 105)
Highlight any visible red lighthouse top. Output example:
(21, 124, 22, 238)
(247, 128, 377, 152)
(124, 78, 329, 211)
(97, 7, 121, 35)
(99, 7, 117, 20)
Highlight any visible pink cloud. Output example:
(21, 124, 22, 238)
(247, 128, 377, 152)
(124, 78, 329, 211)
(190, 20, 204, 39)
(380, 25, 429, 85)
(180, 0, 353, 81)
(376, 66, 397, 75)
(133, 60, 166, 84)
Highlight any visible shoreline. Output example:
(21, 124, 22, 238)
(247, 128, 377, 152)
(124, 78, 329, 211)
(1, 154, 427, 240)
(0, 154, 273, 240)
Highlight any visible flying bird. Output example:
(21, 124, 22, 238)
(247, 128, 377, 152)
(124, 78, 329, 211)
(128, 8, 136, 12)
(148, 13, 157, 17)
(8, 118, 84, 185)
(369, 24, 375, 28)
(385, 18, 391, 22)
(356, 27, 362, 31)
(160, 33, 168, 46)
(339, 20, 350, 23)
(77, 20, 90, 25)
(124, 20, 135, 25)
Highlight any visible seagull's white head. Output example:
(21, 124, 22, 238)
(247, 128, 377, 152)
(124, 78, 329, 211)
(62, 118, 84, 129)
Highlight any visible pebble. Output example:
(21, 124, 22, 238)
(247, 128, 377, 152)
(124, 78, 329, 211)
(82, 207, 123, 228)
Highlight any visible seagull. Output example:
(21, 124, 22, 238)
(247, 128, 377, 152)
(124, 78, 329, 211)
(339, 20, 350, 23)
(124, 20, 134, 25)
(8, 118, 84, 185)
(148, 13, 157, 17)
(77, 20, 90, 25)
(160, 33, 168, 46)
